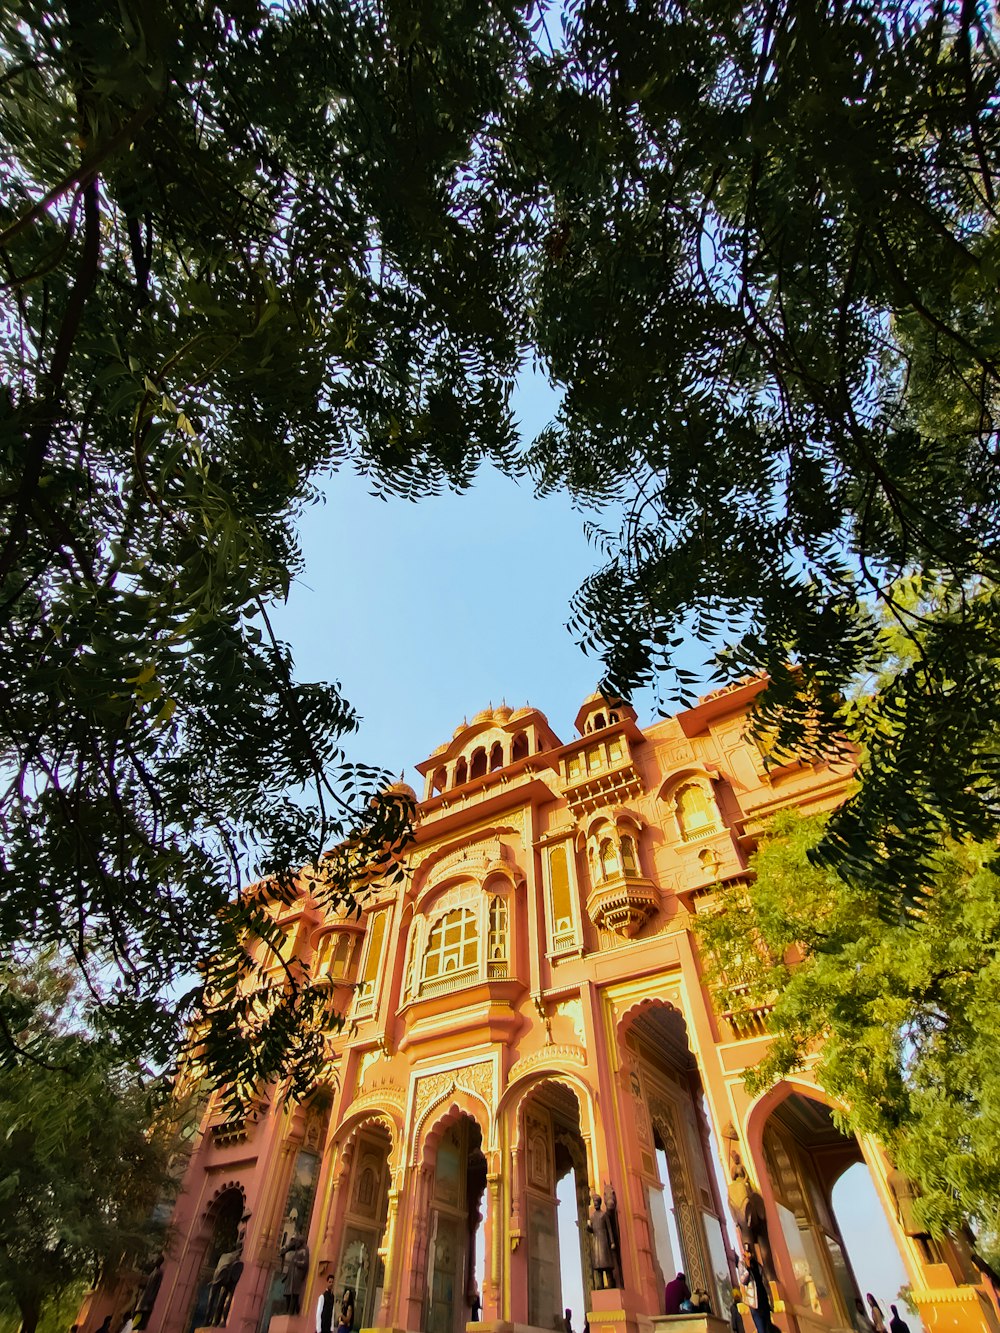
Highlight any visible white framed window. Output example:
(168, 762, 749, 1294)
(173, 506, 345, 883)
(423, 907, 479, 986)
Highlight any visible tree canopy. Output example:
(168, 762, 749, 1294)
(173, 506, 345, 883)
(2, 0, 999, 1087)
(0, 954, 177, 1333)
(697, 811, 1000, 1242)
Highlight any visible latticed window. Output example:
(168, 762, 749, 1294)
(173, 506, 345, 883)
(488, 896, 508, 961)
(423, 907, 478, 982)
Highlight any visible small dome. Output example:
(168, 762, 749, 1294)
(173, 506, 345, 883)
(453, 720, 468, 738)
(493, 705, 513, 723)
(384, 781, 418, 802)
(430, 741, 448, 756)
(472, 707, 495, 724)
(509, 706, 534, 721)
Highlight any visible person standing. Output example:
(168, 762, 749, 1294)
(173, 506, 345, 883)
(316, 1276, 338, 1333)
(738, 1245, 772, 1333)
(888, 1305, 911, 1333)
(337, 1286, 355, 1333)
(866, 1295, 886, 1333)
(854, 1298, 876, 1333)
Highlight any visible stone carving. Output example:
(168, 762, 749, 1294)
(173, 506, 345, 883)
(587, 1189, 620, 1289)
(413, 1061, 494, 1152)
(649, 1099, 709, 1295)
(554, 998, 585, 1044)
(344, 1085, 406, 1118)
(359, 1049, 381, 1085)
(728, 1154, 775, 1284)
(205, 1246, 244, 1326)
(508, 1044, 587, 1077)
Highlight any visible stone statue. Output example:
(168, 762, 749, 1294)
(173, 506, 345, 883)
(727, 1156, 775, 1283)
(206, 1246, 245, 1327)
(886, 1167, 929, 1239)
(587, 1192, 619, 1290)
(279, 1234, 310, 1315)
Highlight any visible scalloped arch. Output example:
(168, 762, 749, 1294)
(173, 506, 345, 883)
(332, 1104, 403, 1174)
(614, 993, 687, 1045)
(498, 1065, 596, 1158)
(201, 1179, 247, 1226)
(415, 1089, 492, 1166)
(656, 765, 719, 804)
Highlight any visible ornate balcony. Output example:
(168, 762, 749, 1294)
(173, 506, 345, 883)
(585, 871, 659, 938)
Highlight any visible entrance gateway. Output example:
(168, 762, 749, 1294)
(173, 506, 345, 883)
(116, 688, 996, 1333)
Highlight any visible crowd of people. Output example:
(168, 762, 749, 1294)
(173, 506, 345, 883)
(663, 1259, 915, 1333)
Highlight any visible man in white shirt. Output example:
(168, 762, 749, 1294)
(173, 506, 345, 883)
(316, 1276, 338, 1333)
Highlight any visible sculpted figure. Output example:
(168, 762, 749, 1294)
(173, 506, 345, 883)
(587, 1193, 618, 1290)
(133, 1254, 164, 1331)
(279, 1235, 310, 1315)
(728, 1157, 775, 1283)
(206, 1246, 244, 1327)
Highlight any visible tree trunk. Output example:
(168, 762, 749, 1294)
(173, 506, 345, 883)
(18, 1297, 41, 1333)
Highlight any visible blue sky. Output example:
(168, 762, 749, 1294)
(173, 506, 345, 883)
(268, 372, 917, 1325)
(270, 372, 664, 785)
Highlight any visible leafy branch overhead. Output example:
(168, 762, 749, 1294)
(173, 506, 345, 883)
(529, 0, 1000, 903)
(0, 0, 521, 1080)
(2, 0, 999, 1084)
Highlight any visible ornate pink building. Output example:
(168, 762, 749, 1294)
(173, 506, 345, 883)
(130, 683, 997, 1333)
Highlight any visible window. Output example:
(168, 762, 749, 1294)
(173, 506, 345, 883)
(608, 735, 625, 764)
(677, 783, 716, 838)
(567, 753, 583, 780)
(470, 747, 487, 780)
(547, 844, 577, 952)
(354, 909, 388, 1015)
(455, 757, 468, 786)
(489, 741, 504, 772)
(488, 896, 509, 976)
(330, 932, 352, 978)
(620, 834, 638, 875)
(431, 766, 447, 795)
(594, 712, 606, 730)
(423, 908, 478, 982)
(599, 836, 619, 880)
(512, 732, 529, 762)
(586, 745, 603, 773)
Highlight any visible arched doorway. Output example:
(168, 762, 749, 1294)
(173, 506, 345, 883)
(259, 1096, 332, 1333)
(618, 1002, 734, 1316)
(334, 1122, 393, 1331)
(516, 1080, 592, 1333)
(424, 1112, 487, 1333)
(755, 1091, 922, 1330)
(186, 1187, 246, 1333)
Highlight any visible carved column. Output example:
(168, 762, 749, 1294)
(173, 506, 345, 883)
(375, 1184, 401, 1327)
(484, 1171, 503, 1319)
